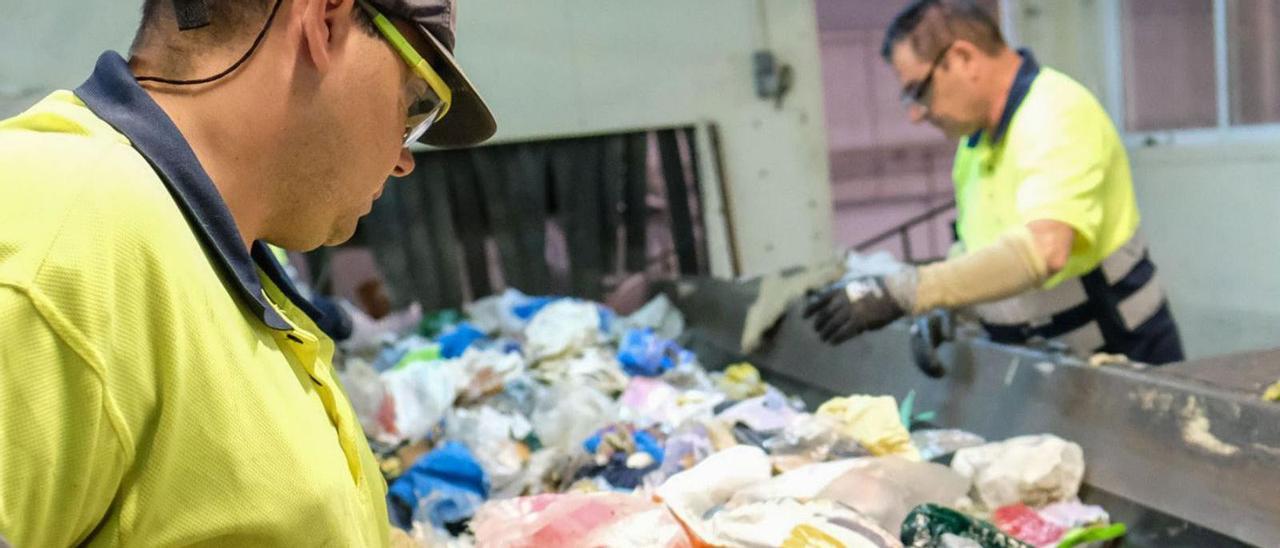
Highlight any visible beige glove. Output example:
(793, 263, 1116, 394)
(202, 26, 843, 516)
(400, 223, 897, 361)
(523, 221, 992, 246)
(885, 226, 1050, 315)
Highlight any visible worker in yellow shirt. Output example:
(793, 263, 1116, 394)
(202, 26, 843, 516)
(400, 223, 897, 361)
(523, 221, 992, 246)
(805, 0, 1184, 365)
(0, 0, 494, 545)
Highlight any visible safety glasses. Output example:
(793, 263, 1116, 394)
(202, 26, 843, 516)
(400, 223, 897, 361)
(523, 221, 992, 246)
(900, 42, 954, 111)
(356, 0, 454, 147)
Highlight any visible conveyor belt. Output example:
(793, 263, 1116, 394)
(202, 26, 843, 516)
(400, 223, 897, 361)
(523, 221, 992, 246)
(664, 276, 1280, 547)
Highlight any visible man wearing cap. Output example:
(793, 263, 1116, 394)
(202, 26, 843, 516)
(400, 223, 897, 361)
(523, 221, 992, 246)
(0, 0, 493, 545)
(805, 0, 1184, 365)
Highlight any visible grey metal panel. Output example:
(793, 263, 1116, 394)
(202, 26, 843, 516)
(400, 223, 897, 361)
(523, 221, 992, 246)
(665, 277, 1280, 546)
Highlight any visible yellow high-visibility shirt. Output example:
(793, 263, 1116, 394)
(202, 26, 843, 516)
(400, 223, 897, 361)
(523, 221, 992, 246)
(0, 52, 389, 547)
(952, 52, 1141, 288)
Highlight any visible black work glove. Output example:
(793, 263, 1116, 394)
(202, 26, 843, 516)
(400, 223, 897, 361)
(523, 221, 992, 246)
(803, 277, 906, 345)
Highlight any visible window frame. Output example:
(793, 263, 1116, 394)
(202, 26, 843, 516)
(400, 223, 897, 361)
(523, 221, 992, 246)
(1101, 0, 1280, 146)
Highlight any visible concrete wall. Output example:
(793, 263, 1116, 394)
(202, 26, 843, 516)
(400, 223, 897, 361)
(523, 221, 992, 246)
(1014, 0, 1280, 358)
(1, 1, 836, 279)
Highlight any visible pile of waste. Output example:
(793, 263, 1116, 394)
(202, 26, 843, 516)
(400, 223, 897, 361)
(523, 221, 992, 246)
(335, 289, 1126, 547)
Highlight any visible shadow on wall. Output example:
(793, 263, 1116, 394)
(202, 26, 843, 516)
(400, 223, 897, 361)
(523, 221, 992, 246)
(308, 128, 712, 315)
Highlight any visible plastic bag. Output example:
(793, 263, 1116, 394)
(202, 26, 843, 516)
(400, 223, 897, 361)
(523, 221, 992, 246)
(717, 389, 801, 433)
(466, 288, 545, 339)
(992, 504, 1067, 547)
(525, 300, 604, 361)
(662, 360, 717, 392)
(818, 457, 970, 534)
(766, 413, 871, 472)
(340, 300, 424, 356)
(817, 395, 921, 460)
(471, 493, 690, 548)
(714, 363, 768, 401)
(725, 456, 968, 534)
(439, 322, 487, 359)
(452, 347, 526, 404)
(532, 384, 618, 453)
(618, 328, 695, 377)
(619, 377, 682, 428)
(446, 406, 531, 495)
(727, 458, 867, 507)
(901, 504, 1033, 548)
(911, 429, 987, 462)
(382, 359, 465, 444)
(657, 422, 717, 480)
(533, 347, 630, 395)
(950, 435, 1085, 510)
(707, 498, 903, 548)
(621, 294, 686, 340)
(655, 445, 772, 538)
(1037, 502, 1109, 529)
(387, 442, 489, 531)
(843, 250, 907, 280)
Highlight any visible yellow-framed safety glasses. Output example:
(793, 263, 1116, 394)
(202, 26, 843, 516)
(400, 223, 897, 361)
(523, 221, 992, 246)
(356, 0, 454, 146)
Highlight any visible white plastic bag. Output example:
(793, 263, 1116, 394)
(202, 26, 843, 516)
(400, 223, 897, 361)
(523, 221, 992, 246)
(950, 434, 1085, 510)
(381, 359, 464, 443)
(531, 384, 618, 453)
(525, 300, 603, 361)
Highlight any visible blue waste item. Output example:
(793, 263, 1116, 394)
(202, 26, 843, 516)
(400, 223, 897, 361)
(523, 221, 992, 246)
(372, 345, 410, 373)
(632, 431, 664, 464)
(617, 328, 692, 377)
(597, 305, 616, 334)
(438, 323, 486, 359)
(511, 296, 560, 320)
(502, 340, 524, 355)
(583, 427, 664, 465)
(387, 442, 490, 531)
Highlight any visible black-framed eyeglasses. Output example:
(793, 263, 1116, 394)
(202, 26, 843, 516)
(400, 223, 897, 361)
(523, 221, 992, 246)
(900, 43, 955, 109)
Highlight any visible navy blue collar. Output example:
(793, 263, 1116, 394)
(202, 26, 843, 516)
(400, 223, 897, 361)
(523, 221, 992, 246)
(966, 49, 1041, 148)
(75, 51, 320, 331)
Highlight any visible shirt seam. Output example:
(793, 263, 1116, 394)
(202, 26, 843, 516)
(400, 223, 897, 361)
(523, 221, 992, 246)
(17, 157, 137, 459)
(0, 282, 136, 462)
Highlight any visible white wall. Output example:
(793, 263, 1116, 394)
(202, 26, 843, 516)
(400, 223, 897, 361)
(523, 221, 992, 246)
(0, 2, 141, 115)
(1, 1, 837, 279)
(1015, 0, 1280, 358)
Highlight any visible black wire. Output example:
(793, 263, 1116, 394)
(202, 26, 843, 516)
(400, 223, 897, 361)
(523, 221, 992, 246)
(135, 0, 286, 86)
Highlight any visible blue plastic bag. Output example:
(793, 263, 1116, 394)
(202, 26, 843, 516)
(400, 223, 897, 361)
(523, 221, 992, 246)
(617, 328, 692, 377)
(438, 322, 486, 359)
(388, 442, 490, 530)
(511, 296, 560, 320)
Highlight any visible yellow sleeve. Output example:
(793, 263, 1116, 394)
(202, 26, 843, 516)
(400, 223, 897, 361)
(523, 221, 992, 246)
(0, 286, 128, 547)
(1012, 107, 1108, 250)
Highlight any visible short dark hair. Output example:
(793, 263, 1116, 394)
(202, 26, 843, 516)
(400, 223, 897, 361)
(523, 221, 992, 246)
(131, 1, 377, 76)
(880, 0, 1006, 62)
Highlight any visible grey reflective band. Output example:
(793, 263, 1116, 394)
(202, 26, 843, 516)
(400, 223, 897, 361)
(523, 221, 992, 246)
(973, 229, 1169, 357)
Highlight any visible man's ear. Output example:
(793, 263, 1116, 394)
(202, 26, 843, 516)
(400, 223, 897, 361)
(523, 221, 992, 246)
(299, 0, 355, 73)
(948, 40, 981, 78)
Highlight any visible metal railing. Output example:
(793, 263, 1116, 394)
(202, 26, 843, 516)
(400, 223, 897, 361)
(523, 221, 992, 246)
(852, 200, 956, 264)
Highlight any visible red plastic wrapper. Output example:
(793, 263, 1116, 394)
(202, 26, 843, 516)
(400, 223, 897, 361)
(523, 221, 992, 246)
(993, 504, 1067, 547)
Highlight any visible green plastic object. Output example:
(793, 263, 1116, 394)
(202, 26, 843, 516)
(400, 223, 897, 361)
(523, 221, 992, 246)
(901, 504, 1033, 548)
(1057, 523, 1127, 548)
(900, 389, 939, 429)
(419, 309, 463, 338)
(394, 344, 443, 371)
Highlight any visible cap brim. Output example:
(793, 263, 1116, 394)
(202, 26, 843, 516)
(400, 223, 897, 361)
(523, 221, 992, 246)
(412, 24, 497, 148)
